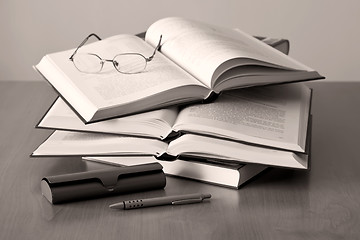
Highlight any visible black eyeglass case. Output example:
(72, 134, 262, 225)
(41, 163, 166, 204)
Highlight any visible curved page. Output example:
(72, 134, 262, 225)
(167, 134, 308, 169)
(173, 83, 311, 152)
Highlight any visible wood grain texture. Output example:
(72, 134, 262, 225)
(0, 81, 359, 240)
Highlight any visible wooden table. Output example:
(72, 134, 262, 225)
(0, 81, 359, 240)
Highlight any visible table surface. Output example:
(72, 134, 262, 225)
(1, 81, 359, 240)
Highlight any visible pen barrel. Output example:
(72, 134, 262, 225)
(123, 193, 211, 209)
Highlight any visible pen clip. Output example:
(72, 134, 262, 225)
(171, 197, 203, 205)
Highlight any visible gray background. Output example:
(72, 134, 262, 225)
(1, 0, 359, 82)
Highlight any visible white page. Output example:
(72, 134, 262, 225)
(145, 17, 314, 88)
(173, 84, 311, 152)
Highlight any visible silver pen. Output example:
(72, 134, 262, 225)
(109, 193, 211, 210)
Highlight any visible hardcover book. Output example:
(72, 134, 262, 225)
(83, 156, 269, 189)
(32, 131, 309, 169)
(34, 17, 323, 123)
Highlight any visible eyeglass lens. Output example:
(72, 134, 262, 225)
(73, 53, 103, 73)
(113, 54, 147, 74)
(73, 53, 148, 74)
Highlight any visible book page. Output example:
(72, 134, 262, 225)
(172, 84, 311, 152)
(38, 98, 178, 139)
(145, 17, 314, 89)
(43, 34, 206, 109)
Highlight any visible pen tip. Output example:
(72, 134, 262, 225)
(203, 193, 212, 199)
(109, 202, 124, 210)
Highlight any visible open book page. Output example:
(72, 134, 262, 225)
(167, 134, 308, 169)
(38, 98, 178, 139)
(145, 17, 316, 89)
(32, 130, 168, 157)
(172, 83, 311, 152)
(36, 34, 209, 121)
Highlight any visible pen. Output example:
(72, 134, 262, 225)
(109, 193, 211, 210)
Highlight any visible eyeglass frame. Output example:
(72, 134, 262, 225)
(69, 33, 163, 74)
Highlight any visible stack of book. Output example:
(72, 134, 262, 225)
(32, 17, 322, 188)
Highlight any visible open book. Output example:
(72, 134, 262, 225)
(32, 85, 312, 169)
(31, 130, 309, 169)
(34, 17, 323, 123)
(38, 83, 312, 153)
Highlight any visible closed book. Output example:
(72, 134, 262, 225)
(83, 156, 267, 189)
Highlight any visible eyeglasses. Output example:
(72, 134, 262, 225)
(69, 33, 162, 74)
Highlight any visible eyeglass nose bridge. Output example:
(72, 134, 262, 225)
(101, 59, 118, 67)
(102, 59, 114, 63)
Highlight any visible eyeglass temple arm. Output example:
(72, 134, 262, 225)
(146, 35, 162, 62)
(69, 33, 102, 60)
